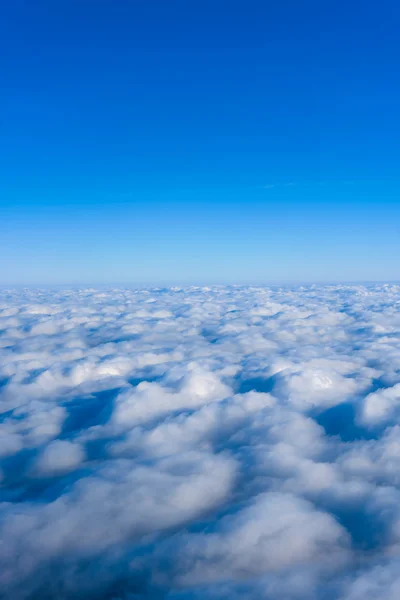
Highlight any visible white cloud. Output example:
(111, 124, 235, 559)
(166, 492, 350, 586)
(32, 439, 85, 476)
(1, 284, 400, 598)
(358, 383, 400, 427)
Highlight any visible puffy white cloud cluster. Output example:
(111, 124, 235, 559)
(1, 284, 400, 599)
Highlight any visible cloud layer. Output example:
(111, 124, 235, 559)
(1, 284, 400, 599)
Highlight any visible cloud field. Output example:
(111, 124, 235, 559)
(1, 284, 400, 599)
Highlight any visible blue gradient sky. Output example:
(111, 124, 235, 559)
(1, 0, 399, 284)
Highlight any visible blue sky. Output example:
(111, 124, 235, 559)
(1, 0, 399, 284)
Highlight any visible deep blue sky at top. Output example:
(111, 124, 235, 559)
(1, 0, 399, 284)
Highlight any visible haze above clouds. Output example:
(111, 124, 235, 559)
(1, 284, 400, 599)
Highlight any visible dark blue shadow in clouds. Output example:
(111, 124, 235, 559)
(1, 466, 92, 504)
(315, 402, 376, 442)
(0, 407, 14, 422)
(201, 328, 219, 344)
(335, 508, 386, 550)
(128, 375, 162, 387)
(237, 376, 275, 395)
(61, 387, 120, 437)
(0, 376, 10, 389)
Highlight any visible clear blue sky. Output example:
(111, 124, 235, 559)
(1, 0, 399, 284)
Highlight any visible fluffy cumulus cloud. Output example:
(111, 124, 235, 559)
(1, 284, 400, 599)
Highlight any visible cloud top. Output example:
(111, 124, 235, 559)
(1, 284, 400, 599)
